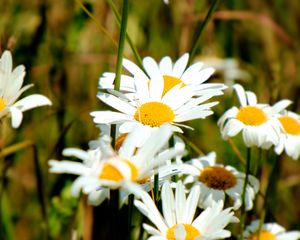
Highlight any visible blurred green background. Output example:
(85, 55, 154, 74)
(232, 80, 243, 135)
(0, 0, 299, 239)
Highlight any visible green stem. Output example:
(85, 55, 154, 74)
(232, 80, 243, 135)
(154, 173, 159, 204)
(109, 2, 129, 240)
(239, 147, 251, 240)
(127, 194, 134, 240)
(189, 0, 222, 63)
(0, 191, 14, 240)
(110, 189, 120, 240)
(113, 0, 129, 91)
(106, 0, 144, 70)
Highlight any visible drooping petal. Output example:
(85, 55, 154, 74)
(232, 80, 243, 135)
(8, 106, 23, 128)
(13, 94, 52, 112)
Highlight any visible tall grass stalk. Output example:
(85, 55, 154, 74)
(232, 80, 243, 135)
(106, 0, 144, 70)
(109, 1, 129, 239)
(189, 0, 222, 63)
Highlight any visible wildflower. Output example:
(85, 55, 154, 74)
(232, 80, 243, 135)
(179, 152, 259, 210)
(218, 84, 281, 149)
(134, 181, 238, 240)
(99, 53, 226, 97)
(244, 220, 300, 240)
(92, 58, 223, 137)
(273, 105, 300, 160)
(49, 125, 183, 205)
(0, 50, 51, 128)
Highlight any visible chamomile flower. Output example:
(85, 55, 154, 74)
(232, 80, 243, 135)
(92, 65, 221, 136)
(49, 125, 183, 204)
(126, 53, 226, 96)
(244, 220, 300, 240)
(275, 110, 300, 160)
(218, 84, 281, 149)
(134, 181, 238, 240)
(0, 50, 51, 128)
(179, 152, 259, 210)
(99, 53, 226, 97)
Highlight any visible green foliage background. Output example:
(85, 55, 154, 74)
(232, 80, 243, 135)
(0, 0, 299, 239)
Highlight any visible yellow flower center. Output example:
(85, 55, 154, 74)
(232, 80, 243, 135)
(134, 101, 175, 127)
(236, 106, 267, 126)
(166, 224, 200, 240)
(199, 166, 237, 190)
(278, 116, 300, 135)
(99, 159, 138, 182)
(248, 230, 276, 240)
(163, 75, 186, 95)
(0, 97, 7, 111)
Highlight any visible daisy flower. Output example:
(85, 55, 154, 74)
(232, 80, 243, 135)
(0, 50, 52, 128)
(274, 107, 300, 160)
(92, 60, 222, 137)
(218, 84, 281, 149)
(99, 53, 226, 98)
(178, 152, 259, 210)
(244, 220, 300, 240)
(49, 125, 183, 204)
(134, 180, 238, 240)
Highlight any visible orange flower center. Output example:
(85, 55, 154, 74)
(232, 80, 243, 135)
(0, 97, 7, 111)
(134, 101, 174, 127)
(199, 166, 237, 190)
(237, 106, 267, 126)
(99, 159, 138, 182)
(248, 230, 276, 240)
(166, 224, 200, 240)
(162, 75, 186, 95)
(278, 116, 300, 135)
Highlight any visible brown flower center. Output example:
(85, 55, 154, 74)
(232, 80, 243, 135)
(199, 166, 237, 190)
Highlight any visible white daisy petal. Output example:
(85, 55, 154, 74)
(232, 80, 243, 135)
(91, 111, 131, 124)
(162, 181, 176, 227)
(8, 106, 23, 128)
(175, 181, 186, 224)
(13, 94, 51, 112)
(180, 62, 204, 84)
(233, 84, 247, 107)
(191, 68, 215, 85)
(97, 93, 136, 115)
(172, 53, 189, 77)
(245, 91, 257, 105)
(159, 56, 173, 74)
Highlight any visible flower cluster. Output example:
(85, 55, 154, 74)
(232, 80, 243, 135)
(218, 83, 300, 160)
(49, 53, 300, 239)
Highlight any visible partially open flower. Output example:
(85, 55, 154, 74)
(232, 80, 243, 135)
(0, 50, 51, 128)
